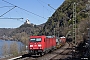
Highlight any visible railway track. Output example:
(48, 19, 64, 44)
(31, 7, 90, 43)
(36, 42, 71, 60)
(7, 54, 38, 60)
(50, 42, 72, 60)
(7, 43, 72, 60)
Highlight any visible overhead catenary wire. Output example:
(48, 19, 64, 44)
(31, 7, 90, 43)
(37, 0, 52, 14)
(37, 0, 44, 18)
(0, 18, 23, 19)
(0, 6, 16, 17)
(0, 17, 24, 22)
(39, 0, 48, 5)
(2, 0, 48, 20)
(0, 6, 24, 21)
(48, 4, 56, 10)
(8, 7, 12, 19)
(39, 0, 56, 10)
(0, 6, 14, 8)
(37, 0, 57, 18)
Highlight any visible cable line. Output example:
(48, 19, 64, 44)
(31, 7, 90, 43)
(0, 5, 23, 20)
(0, 6, 16, 17)
(48, 4, 56, 10)
(37, 0, 51, 13)
(39, 0, 48, 5)
(0, 6, 14, 8)
(39, 0, 56, 10)
(0, 18, 23, 19)
(2, 0, 48, 20)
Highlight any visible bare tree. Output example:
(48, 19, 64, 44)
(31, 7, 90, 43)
(10, 41, 18, 56)
(2, 42, 9, 56)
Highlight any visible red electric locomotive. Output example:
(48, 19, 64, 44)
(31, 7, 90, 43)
(28, 35, 56, 56)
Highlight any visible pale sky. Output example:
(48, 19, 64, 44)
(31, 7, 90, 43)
(0, 0, 65, 28)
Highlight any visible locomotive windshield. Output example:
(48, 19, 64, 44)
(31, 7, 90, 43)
(30, 38, 42, 42)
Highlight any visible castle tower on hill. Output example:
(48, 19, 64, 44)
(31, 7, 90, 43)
(24, 19, 30, 24)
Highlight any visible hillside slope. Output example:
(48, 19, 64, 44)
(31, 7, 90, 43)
(0, 28, 14, 39)
(38, 0, 89, 41)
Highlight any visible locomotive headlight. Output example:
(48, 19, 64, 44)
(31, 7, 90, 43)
(38, 44, 42, 47)
(30, 45, 33, 47)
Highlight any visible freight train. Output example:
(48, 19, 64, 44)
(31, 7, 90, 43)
(28, 35, 66, 56)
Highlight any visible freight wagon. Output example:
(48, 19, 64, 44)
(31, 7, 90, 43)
(56, 36, 66, 48)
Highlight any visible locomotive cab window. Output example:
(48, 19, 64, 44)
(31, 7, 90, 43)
(30, 38, 42, 42)
(36, 38, 42, 42)
(30, 38, 35, 42)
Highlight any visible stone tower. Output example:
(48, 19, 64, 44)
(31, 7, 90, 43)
(24, 19, 30, 24)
